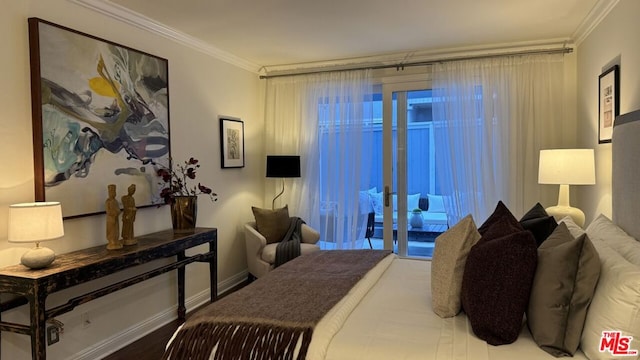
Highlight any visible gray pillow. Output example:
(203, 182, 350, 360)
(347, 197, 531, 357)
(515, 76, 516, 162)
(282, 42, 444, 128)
(527, 222, 601, 357)
(251, 205, 290, 244)
(431, 215, 481, 318)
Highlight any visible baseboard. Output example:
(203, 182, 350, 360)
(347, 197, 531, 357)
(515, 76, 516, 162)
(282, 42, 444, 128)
(71, 269, 249, 360)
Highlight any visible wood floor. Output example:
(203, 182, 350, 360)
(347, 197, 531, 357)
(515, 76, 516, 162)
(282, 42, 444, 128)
(103, 281, 247, 360)
(102, 320, 179, 360)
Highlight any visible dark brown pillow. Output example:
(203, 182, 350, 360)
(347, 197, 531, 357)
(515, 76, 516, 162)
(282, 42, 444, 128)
(519, 203, 557, 247)
(461, 230, 537, 345)
(461, 201, 537, 345)
(527, 222, 600, 357)
(477, 201, 522, 236)
(251, 205, 290, 244)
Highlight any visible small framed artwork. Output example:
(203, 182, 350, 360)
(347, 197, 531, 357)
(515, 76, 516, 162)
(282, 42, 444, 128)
(219, 117, 245, 168)
(598, 65, 619, 144)
(28, 18, 170, 219)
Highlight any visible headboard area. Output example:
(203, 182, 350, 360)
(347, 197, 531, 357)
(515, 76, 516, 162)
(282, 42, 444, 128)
(611, 109, 640, 240)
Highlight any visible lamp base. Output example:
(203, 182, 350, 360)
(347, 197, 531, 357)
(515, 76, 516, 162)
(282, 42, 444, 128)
(21, 246, 55, 269)
(545, 205, 586, 228)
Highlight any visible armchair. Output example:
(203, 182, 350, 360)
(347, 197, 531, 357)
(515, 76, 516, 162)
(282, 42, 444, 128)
(244, 221, 321, 280)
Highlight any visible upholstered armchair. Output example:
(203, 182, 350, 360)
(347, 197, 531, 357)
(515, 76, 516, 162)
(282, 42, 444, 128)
(244, 221, 321, 280)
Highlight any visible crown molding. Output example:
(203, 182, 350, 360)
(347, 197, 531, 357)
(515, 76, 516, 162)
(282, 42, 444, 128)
(69, 0, 262, 74)
(70, 0, 603, 76)
(573, 0, 620, 46)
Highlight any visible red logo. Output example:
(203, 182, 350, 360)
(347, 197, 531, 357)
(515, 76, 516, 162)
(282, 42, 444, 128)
(600, 331, 638, 356)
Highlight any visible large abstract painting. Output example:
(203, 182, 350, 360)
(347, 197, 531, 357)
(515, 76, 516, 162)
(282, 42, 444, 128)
(28, 18, 171, 218)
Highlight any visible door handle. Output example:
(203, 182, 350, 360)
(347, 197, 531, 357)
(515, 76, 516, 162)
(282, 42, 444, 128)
(384, 186, 396, 207)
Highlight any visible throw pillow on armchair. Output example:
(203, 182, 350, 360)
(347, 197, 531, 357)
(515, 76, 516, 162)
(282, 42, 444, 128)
(251, 205, 290, 243)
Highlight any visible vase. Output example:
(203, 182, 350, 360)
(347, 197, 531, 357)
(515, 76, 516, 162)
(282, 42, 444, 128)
(410, 212, 424, 228)
(171, 196, 198, 233)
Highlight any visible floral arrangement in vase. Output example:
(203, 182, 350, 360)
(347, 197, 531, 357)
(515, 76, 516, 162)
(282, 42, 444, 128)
(156, 157, 217, 204)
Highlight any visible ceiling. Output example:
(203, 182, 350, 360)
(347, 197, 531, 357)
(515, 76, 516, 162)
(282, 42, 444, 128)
(100, 0, 605, 69)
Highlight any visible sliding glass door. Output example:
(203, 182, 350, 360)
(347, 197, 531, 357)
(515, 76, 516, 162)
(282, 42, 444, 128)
(381, 80, 440, 258)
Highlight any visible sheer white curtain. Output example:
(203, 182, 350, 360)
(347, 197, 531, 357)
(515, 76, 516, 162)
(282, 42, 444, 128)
(264, 70, 374, 249)
(432, 54, 567, 224)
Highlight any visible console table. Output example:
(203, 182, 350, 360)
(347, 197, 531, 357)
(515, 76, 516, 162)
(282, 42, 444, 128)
(0, 227, 217, 360)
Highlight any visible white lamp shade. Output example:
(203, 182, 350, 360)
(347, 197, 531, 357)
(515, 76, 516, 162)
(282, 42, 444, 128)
(538, 149, 596, 185)
(8, 202, 64, 243)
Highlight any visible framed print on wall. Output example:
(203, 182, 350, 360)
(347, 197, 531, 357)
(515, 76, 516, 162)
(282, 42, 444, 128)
(598, 65, 619, 144)
(28, 18, 171, 219)
(219, 117, 245, 168)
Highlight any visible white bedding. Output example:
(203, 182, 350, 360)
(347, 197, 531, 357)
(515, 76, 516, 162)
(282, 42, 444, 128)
(169, 255, 589, 359)
(323, 257, 588, 360)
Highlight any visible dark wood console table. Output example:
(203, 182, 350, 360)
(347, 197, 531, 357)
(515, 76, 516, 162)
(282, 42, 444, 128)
(0, 227, 217, 360)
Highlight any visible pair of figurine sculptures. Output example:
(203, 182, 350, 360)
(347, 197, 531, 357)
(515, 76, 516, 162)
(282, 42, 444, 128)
(105, 184, 137, 250)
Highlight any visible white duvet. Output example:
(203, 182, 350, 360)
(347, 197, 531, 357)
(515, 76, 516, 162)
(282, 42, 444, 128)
(169, 255, 589, 359)
(317, 257, 588, 360)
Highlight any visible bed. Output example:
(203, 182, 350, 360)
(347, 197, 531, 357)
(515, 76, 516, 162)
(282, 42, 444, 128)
(164, 110, 640, 360)
(167, 252, 579, 360)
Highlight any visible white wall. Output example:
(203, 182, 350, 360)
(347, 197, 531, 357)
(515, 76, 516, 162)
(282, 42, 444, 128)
(576, 0, 640, 223)
(0, 1, 263, 358)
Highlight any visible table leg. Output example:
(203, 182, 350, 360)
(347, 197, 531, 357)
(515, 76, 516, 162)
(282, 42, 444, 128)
(29, 289, 47, 359)
(177, 251, 186, 323)
(209, 240, 217, 302)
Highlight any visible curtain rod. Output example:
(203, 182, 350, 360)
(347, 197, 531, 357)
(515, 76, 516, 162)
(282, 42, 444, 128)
(259, 47, 573, 79)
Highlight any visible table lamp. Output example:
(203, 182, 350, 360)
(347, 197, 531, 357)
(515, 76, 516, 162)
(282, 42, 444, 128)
(8, 202, 64, 269)
(538, 149, 595, 227)
(266, 155, 301, 209)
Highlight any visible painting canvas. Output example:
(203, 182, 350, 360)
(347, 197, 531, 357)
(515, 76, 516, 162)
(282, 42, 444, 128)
(28, 18, 171, 218)
(219, 117, 245, 168)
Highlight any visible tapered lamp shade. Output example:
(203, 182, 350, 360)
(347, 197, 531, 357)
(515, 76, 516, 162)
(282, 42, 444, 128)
(538, 149, 595, 227)
(8, 202, 64, 269)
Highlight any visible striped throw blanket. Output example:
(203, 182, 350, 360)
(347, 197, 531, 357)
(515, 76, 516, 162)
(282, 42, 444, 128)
(163, 249, 392, 360)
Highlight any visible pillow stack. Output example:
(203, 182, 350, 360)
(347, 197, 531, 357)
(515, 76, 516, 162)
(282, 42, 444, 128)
(461, 201, 538, 345)
(430, 201, 640, 358)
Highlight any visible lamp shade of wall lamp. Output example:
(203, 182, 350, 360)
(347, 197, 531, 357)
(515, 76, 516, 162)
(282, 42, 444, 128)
(8, 202, 64, 269)
(266, 155, 301, 209)
(538, 149, 595, 227)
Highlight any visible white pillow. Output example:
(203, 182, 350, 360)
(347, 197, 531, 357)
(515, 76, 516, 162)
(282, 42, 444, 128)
(586, 214, 640, 266)
(408, 193, 421, 211)
(369, 192, 384, 215)
(358, 187, 377, 214)
(580, 240, 640, 360)
(427, 194, 446, 213)
(391, 193, 422, 212)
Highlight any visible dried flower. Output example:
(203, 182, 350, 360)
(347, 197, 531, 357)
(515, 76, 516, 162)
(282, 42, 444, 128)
(157, 157, 217, 204)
